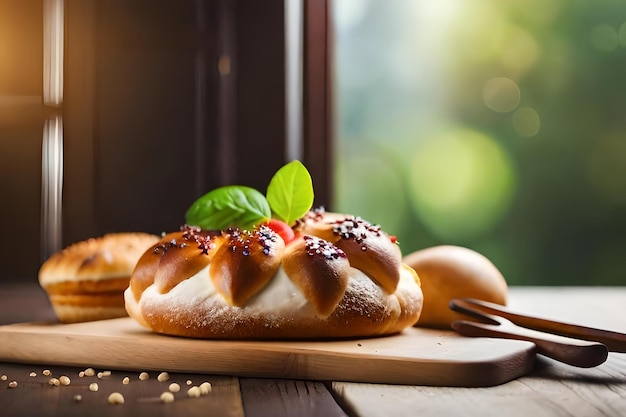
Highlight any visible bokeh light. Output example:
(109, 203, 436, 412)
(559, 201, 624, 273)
(499, 25, 540, 77)
(512, 107, 540, 137)
(407, 129, 515, 240)
(591, 23, 619, 52)
(482, 77, 520, 113)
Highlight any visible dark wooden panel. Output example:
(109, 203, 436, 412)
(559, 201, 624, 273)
(0, 0, 45, 282)
(303, 0, 333, 209)
(63, 0, 288, 243)
(232, 0, 286, 191)
(63, 0, 217, 241)
(64, 0, 98, 244)
(0, 116, 44, 281)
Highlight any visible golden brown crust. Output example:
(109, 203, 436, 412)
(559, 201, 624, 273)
(125, 217, 423, 340)
(282, 235, 350, 317)
(295, 213, 402, 293)
(43, 277, 131, 295)
(209, 227, 284, 306)
(39, 232, 160, 323)
(48, 303, 129, 324)
(39, 233, 160, 284)
(403, 245, 508, 329)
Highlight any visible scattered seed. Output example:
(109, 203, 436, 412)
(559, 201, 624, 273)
(160, 391, 175, 403)
(186, 379, 193, 386)
(187, 386, 201, 398)
(8, 381, 18, 388)
(59, 375, 71, 386)
(107, 392, 125, 405)
(29, 371, 37, 377)
(157, 372, 169, 382)
(97, 370, 112, 379)
(88, 382, 99, 392)
(0, 375, 7, 381)
(139, 372, 149, 381)
(42, 369, 52, 376)
(78, 371, 85, 378)
(48, 378, 60, 386)
(168, 382, 180, 393)
(122, 376, 130, 385)
(73, 394, 82, 402)
(199, 382, 212, 395)
(84, 368, 96, 377)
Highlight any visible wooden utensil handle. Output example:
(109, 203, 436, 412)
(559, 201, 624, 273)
(461, 298, 626, 353)
(452, 320, 609, 368)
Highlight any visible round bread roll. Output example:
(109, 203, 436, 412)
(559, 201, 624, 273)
(125, 213, 423, 339)
(39, 233, 160, 323)
(403, 245, 508, 329)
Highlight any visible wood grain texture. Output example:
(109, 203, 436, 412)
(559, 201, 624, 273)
(0, 319, 534, 387)
(332, 354, 626, 417)
(332, 287, 626, 417)
(0, 362, 244, 417)
(240, 379, 347, 417)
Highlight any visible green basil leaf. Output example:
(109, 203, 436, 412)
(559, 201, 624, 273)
(266, 160, 314, 226)
(185, 185, 271, 230)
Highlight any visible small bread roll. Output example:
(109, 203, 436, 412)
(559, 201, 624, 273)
(403, 245, 508, 329)
(125, 214, 423, 339)
(39, 233, 160, 323)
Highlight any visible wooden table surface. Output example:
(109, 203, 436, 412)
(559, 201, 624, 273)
(0, 283, 624, 417)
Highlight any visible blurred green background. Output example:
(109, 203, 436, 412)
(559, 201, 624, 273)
(331, 0, 626, 286)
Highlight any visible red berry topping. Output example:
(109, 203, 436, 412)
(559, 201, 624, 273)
(264, 219, 296, 244)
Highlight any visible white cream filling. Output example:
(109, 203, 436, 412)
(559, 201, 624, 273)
(125, 261, 420, 324)
(128, 265, 317, 319)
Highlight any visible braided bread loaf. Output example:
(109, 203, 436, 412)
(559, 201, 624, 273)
(124, 211, 423, 339)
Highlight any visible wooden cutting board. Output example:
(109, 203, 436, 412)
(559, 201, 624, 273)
(0, 318, 535, 387)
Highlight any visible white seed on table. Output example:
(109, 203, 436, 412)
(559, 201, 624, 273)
(84, 368, 96, 377)
(187, 386, 201, 398)
(42, 369, 52, 376)
(160, 391, 175, 403)
(29, 371, 37, 377)
(8, 380, 18, 388)
(78, 371, 85, 378)
(122, 376, 130, 385)
(59, 375, 71, 386)
(157, 372, 169, 382)
(73, 394, 82, 402)
(107, 392, 125, 405)
(48, 378, 60, 386)
(186, 379, 192, 386)
(1, 374, 8, 381)
(139, 372, 149, 381)
(88, 382, 99, 392)
(168, 382, 180, 393)
(199, 382, 212, 395)
(97, 370, 112, 379)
